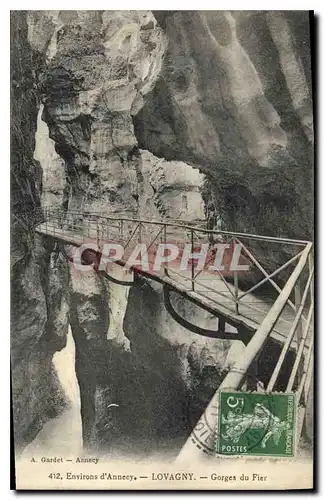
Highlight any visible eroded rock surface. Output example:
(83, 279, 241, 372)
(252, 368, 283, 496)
(137, 11, 313, 266)
(13, 10, 313, 454)
(27, 10, 211, 452)
(11, 11, 69, 452)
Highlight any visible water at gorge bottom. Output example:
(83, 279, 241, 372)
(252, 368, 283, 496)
(21, 329, 82, 459)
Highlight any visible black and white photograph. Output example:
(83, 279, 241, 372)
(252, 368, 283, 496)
(10, 9, 315, 490)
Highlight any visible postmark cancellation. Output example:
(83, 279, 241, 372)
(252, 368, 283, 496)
(216, 391, 296, 457)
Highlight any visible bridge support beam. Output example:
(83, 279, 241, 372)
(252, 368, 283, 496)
(163, 285, 248, 342)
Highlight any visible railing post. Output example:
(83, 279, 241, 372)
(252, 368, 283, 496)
(139, 221, 142, 244)
(294, 279, 303, 385)
(191, 228, 195, 291)
(105, 218, 109, 243)
(234, 271, 239, 314)
(56, 207, 59, 232)
(53, 209, 56, 236)
(302, 250, 314, 405)
(96, 218, 100, 249)
(101, 218, 104, 248)
(308, 251, 314, 305)
(164, 224, 168, 276)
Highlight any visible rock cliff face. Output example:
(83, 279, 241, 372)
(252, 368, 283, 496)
(12, 10, 313, 454)
(143, 12, 313, 233)
(136, 11, 313, 281)
(27, 10, 211, 453)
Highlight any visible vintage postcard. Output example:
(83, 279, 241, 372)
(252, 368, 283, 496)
(11, 10, 314, 490)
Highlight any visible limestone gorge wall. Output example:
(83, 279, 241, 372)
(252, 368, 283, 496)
(136, 11, 313, 284)
(12, 10, 313, 455)
(11, 11, 69, 453)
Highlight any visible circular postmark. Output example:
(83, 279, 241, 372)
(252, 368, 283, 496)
(182, 371, 276, 457)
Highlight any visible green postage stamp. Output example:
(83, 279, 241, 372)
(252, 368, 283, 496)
(216, 391, 296, 457)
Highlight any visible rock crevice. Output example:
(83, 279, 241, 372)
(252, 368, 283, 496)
(11, 10, 313, 454)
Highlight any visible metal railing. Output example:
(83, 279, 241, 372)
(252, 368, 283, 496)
(31, 205, 314, 456)
(177, 239, 314, 459)
(34, 206, 312, 318)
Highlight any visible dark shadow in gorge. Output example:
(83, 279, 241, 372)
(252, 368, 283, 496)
(69, 271, 229, 457)
(69, 268, 300, 456)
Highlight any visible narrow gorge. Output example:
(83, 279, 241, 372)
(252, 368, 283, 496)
(11, 11, 313, 460)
